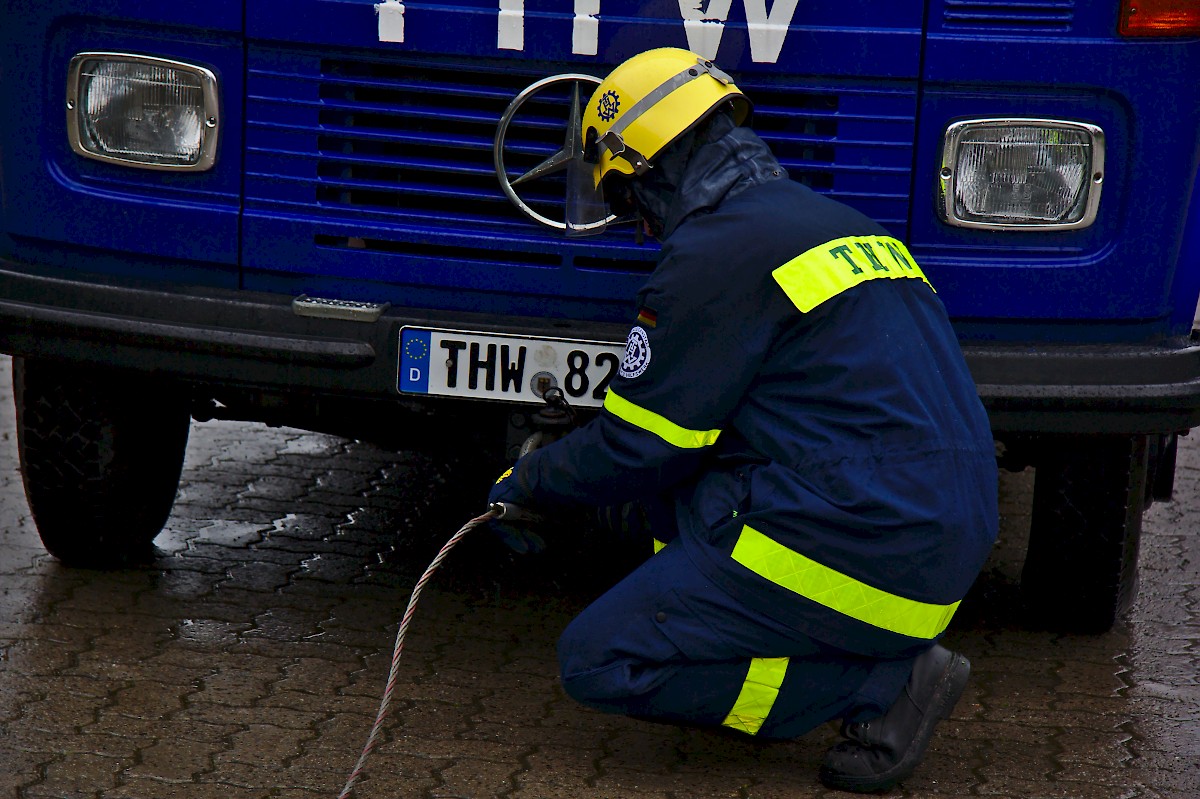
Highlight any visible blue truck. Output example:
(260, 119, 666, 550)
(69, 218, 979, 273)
(1, 1, 1198, 632)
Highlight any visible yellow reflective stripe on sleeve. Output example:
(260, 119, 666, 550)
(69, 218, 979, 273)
(731, 525, 959, 640)
(603, 389, 721, 449)
(772, 235, 934, 314)
(721, 657, 790, 735)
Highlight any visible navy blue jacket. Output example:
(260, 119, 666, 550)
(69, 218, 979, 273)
(511, 177, 998, 658)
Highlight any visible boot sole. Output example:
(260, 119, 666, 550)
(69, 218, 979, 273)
(818, 652, 971, 793)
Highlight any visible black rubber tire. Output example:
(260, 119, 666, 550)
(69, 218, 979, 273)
(13, 357, 191, 566)
(1149, 433, 1179, 502)
(1021, 434, 1149, 633)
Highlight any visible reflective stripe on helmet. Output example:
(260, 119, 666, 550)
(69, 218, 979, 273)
(731, 525, 960, 640)
(772, 235, 935, 314)
(603, 389, 722, 449)
(721, 657, 789, 735)
(603, 60, 722, 144)
(599, 58, 729, 171)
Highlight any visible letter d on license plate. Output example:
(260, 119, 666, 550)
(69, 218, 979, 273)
(398, 327, 625, 409)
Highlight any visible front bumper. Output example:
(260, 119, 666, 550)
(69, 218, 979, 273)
(966, 339, 1200, 434)
(0, 261, 629, 403)
(2, 261, 1199, 435)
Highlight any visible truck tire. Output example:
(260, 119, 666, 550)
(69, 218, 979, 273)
(13, 357, 191, 566)
(1021, 434, 1149, 633)
(1148, 433, 1179, 502)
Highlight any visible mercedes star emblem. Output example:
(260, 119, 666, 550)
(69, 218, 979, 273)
(493, 73, 612, 231)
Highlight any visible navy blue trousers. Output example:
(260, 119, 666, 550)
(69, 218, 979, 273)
(557, 538, 917, 739)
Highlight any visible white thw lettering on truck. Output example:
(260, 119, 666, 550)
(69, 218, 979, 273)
(496, 0, 599, 52)
(376, 1, 802, 63)
(377, 0, 405, 43)
(498, 0, 525, 50)
(678, 0, 801, 63)
(574, 0, 601, 56)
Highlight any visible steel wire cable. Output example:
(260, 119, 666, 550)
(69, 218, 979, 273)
(338, 508, 499, 799)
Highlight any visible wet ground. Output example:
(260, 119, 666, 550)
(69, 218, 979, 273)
(0, 354, 1196, 799)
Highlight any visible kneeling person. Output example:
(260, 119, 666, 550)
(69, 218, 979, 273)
(490, 47, 998, 794)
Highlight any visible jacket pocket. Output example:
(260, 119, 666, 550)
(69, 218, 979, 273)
(651, 588, 739, 662)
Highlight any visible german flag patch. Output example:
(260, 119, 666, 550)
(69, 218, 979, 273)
(636, 307, 657, 328)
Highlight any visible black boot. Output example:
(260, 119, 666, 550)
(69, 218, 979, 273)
(818, 644, 970, 793)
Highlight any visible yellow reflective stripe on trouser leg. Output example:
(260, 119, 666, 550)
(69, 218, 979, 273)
(603, 389, 721, 449)
(731, 525, 960, 640)
(721, 657, 790, 735)
(772, 235, 935, 314)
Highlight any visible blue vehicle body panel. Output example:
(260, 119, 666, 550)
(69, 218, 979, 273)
(1, 0, 1200, 434)
(916, 1, 1200, 338)
(0, 2, 243, 286)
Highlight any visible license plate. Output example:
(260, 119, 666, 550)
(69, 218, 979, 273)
(398, 327, 625, 408)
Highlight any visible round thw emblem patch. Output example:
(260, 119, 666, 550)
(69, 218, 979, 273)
(620, 325, 652, 379)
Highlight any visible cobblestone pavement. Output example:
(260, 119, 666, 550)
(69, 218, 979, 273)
(0, 354, 1196, 799)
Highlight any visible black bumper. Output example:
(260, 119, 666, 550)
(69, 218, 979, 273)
(965, 339, 1200, 434)
(2, 262, 1199, 435)
(0, 262, 629, 403)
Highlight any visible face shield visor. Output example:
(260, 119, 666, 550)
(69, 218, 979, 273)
(564, 145, 610, 237)
(566, 127, 652, 237)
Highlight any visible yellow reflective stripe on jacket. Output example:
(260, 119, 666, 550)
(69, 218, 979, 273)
(721, 657, 789, 735)
(603, 389, 721, 449)
(652, 538, 667, 554)
(772, 235, 934, 314)
(731, 525, 959, 640)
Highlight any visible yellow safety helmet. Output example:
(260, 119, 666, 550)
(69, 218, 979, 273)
(581, 48, 751, 189)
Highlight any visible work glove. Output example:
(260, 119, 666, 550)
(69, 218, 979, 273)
(487, 465, 547, 554)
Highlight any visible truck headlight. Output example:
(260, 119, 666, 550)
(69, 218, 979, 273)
(66, 53, 219, 171)
(939, 119, 1104, 230)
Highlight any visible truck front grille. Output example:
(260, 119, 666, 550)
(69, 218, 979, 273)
(245, 50, 916, 270)
(943, 0, 1075, 32)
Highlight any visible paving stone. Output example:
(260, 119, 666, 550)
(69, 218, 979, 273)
(36, 752, 129, 795)
(124, 738, 226, 782)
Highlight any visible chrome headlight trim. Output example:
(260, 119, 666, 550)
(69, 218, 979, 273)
(939, 117, 1105, 231)
(66, 52, 220, 172)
